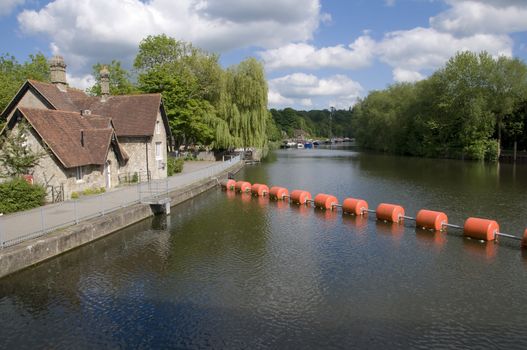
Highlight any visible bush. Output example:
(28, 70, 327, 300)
(71, 187, 106, 199)
(0, 178, 46, 213)
(167, 157, 184, 176)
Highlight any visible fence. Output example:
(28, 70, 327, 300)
(0, 156, 241, 248)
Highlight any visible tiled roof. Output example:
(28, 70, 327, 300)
(88, 94, 162, 137)
(18, 108, 125, 168)
(27, 80, 162, 137)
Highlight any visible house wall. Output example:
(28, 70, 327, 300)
(117, 110, 167, 182)
(150, 111, 168, 180)
(5, 89, 49, 123)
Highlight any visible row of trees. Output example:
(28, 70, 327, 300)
(270, 108, 354, 138)
(0, 35, 274, 151)
(352, 51, 527, 160)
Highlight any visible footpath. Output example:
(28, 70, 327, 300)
(0, 158, 243, 278)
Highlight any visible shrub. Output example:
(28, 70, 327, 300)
(71, 192, 79, 199)
(0, 178, 46, 213)
(81, 187, 106, 196)
(167, 157, 184, 176)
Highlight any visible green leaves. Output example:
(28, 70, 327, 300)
(0, 121, 45, 178)
(0, 53, 50, 121)
(135, 35, 270, 150)
(88, 60, 136, 96)
(352, 51, 527, 161)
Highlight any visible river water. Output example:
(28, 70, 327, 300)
(2, 147, 527, 349)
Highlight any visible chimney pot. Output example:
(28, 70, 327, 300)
(100, 65, 110, 102)
(49, 55, 67, 91)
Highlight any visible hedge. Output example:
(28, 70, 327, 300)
(0, 178, 46, 213)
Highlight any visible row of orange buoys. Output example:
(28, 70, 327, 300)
(221, 179, 527, 249)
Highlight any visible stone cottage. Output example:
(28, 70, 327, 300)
(0, 56, 171, 200)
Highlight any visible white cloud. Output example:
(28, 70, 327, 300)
(66, 73, 95, 91)
(268, 73, 363, 109)
(17, 0, 323, 74)
(392, 68, 424, 83)
(431, 1, 527, 35)
(268, 90, 294, 106)
(0, 0, 24, 16)
(260, 35, 375, 71)
(376, 27, 513, 81)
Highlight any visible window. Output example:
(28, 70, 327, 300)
(155, 142, 162, 160)
(75, 166, 83, 181)
(156, 120, 161, 135)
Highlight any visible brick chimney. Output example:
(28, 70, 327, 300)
(49, 55, 67, 91)
(100, 65, 110, 102)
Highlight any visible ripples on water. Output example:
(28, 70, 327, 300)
(1, 148, 527, 349)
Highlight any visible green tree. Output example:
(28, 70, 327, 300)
(0, 53, 50, 122)
(0, 122, 45, 178)
(88, 60, 136, 96)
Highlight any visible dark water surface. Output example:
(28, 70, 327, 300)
(2, 148, 527, 349)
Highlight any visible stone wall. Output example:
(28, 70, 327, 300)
(117, 111, 167, 182)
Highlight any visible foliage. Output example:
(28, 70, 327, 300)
(270, 107, 354, 138)
(88, 60, 137, 96)
(167, 157, 184, 175)
(352, 51, 527, 161)
(0, 53, 50, 123)
(135, 35, 270, 150)
(71, 187, 106, 199)
(0, 121, 45, 177)
(0, 178, 46, 213)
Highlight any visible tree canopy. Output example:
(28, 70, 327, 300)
(352, 51, 527, 160)
(134, 34, 272, 150)
(0, 53, 50, 122)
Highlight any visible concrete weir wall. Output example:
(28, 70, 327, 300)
(0, 161, 244, 279)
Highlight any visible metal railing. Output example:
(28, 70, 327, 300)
(0, 156, 241, 248)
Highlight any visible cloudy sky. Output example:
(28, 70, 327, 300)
(1, 0, 526, 110)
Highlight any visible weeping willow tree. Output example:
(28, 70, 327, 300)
(220, 58, 269, 149)
(134, 35, 270, 150)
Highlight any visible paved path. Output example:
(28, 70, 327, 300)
(181, 161, 217, 174)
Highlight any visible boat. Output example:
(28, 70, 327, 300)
(304, 142, 313, 149)
(297, 143, 305, 149)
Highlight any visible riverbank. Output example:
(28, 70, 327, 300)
(0, 160, 244, 279)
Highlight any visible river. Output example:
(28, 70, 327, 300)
(1, 147, 527, 349)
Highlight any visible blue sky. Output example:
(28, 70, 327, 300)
(1, 0, 526, 110)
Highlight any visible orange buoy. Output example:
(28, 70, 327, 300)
(235, 181, 251, 193)
(342, 197, 368, 216)
(269, 186, 289, 200)
(522, 229, 527, 249)
(416, 209, 448, 231)
(463, 217, 499, 241)
(290, 190, 312, 205)
(314, 193, 339, 210)
(251, 183, 269, 196)
(221, 179, 236, 191)
(376, 203, 404, 223)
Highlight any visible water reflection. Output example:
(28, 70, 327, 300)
(415, 229, 447, 248)
(462, 237, 497, 260)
